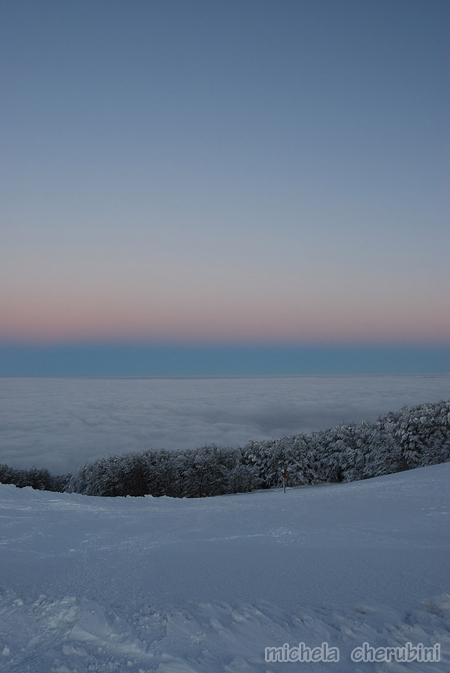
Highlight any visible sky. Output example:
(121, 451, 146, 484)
(1, 0, 449, 375)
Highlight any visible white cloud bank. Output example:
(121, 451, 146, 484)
(0, 375, 449, 474)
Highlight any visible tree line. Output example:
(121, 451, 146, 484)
(1, 399, 449, 497)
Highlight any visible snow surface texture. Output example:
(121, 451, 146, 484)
(1, 375, 449, 474)
(0, 464, 449, 672)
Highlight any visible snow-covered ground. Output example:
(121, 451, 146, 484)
(0, 464, 449, 672)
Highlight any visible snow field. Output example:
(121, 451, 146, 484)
(0, 463, 449, 672)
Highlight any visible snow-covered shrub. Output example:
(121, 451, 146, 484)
(0, 464, 71, 492)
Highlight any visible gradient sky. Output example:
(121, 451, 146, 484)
(1, 1, 449, 374)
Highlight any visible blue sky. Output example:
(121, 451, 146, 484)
(1, 0, 449, 375)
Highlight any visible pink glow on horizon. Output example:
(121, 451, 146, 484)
(1, 291, 449, 345)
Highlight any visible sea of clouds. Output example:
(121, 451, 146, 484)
(0, 375, 449, 475)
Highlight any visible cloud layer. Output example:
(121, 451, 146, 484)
(1, 375, 449, 474)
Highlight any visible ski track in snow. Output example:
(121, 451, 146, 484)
(0, 464, 449, 672)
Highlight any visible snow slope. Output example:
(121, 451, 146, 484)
(0, 464, 449, 672)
